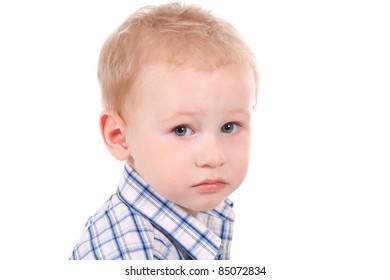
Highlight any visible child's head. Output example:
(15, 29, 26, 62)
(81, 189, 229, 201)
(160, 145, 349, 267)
(99, 3, 258, 216)
(98, 2, 258, 116)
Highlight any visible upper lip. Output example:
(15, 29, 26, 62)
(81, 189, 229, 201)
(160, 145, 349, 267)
(193, 179, 227, 187)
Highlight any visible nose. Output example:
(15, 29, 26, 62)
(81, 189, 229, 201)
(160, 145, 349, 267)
(195, 134, 226, 168)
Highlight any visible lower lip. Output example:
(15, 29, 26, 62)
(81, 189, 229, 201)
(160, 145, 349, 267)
(193, 183, 227, 193)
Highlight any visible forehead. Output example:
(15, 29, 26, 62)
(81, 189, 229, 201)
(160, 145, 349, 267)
(125, 62, 256, 120)
(136, 62, 254, 94)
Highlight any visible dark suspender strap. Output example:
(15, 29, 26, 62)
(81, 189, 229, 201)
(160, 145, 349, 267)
(158, 228, 192, 260)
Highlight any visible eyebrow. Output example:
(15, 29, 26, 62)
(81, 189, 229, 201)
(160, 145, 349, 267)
(227, 108, 252, 116)
(161, 108, 251, 122)
(160, 111, 199, 122)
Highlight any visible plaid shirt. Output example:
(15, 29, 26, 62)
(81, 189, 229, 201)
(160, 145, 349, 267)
(70, 164, 235, 260)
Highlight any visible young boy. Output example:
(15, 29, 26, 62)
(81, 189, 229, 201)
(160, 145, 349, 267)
(70, 2, 258, 260)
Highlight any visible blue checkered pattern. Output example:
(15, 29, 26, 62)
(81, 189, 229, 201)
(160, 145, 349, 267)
(70, 164, 235, 260)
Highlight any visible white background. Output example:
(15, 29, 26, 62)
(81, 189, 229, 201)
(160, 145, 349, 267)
(0, 0, 389, 279)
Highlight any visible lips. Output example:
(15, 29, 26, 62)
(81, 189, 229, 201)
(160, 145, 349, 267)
(193, 179, 227, 193)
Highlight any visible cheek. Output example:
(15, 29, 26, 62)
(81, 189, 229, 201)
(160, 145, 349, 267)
(233, 149, 250, 172)
(226, 137, 251, 172)
(136, 139, 192, 178)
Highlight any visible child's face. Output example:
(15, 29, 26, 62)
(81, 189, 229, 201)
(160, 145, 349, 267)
(123, 63, 255, 216)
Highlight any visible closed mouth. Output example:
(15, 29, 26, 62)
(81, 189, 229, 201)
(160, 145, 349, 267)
(193, 179, 227, 192)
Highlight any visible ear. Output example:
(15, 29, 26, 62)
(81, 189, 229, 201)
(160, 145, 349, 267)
(99, 111, 131, 161)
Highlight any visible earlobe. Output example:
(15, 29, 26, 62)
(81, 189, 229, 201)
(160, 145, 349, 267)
(99, 111, 131, 161)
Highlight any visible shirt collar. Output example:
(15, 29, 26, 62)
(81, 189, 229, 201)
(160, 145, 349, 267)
(117, 163, 235, 260)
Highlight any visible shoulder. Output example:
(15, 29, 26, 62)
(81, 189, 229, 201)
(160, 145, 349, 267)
(71, 194, 156, 260)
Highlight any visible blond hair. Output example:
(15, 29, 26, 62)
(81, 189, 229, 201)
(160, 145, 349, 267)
(98, 2, 258, 115)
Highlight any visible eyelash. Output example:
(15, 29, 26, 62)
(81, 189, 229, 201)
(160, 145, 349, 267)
(172, 122, 242, 137)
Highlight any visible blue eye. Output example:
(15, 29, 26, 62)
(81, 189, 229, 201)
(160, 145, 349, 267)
(173, 125, 194, 137)
(221, 122, 240, 133)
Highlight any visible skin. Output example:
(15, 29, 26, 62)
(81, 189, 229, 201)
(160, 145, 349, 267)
(100, 62, 256, 217)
